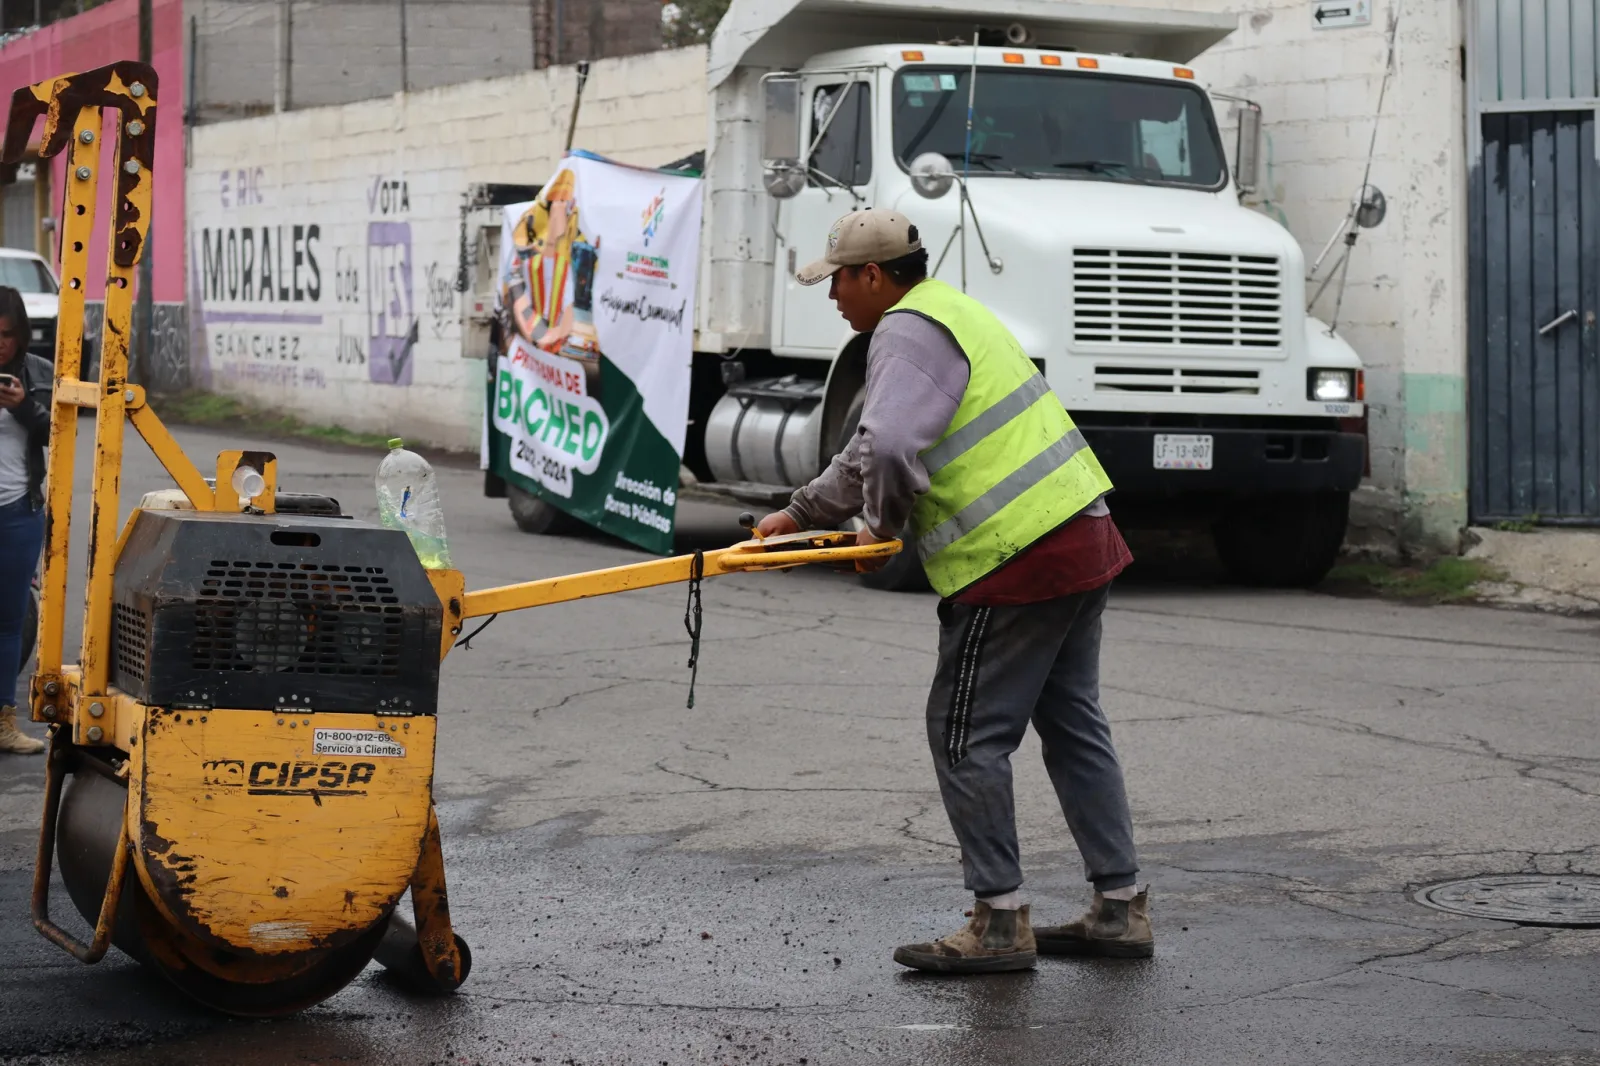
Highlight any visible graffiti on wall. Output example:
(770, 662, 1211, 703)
(190, 167, 459, 397)
(81, 301, 193, 394)
(367, 219, 415, 384)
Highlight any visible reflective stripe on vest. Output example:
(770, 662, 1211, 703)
(918, 426, 1091, 557)
(920, 372, 1054, 476)
(890, 278, 1113, 597)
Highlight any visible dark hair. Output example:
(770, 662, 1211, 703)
(846, 248, 929, 287)
(879, 248, 929, 286)
(0, 286, 28, 365)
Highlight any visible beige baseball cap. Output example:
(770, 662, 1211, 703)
(796, 210, 922, 286)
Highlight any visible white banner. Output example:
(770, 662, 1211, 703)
(486, 152, 702, 552)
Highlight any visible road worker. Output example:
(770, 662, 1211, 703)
(757, 210, 1151, 973)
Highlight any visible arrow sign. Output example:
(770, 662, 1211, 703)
(1312, 0, 1370, 29)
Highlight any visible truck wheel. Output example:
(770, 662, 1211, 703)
(1212, 492, 1350, 587)
(835, 386, 931, 593)
(508, 485, 579, 535)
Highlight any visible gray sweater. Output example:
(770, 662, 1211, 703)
(783, 309, 1104, 538)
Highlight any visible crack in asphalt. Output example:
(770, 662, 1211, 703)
(601, 675, 917, 690)
(1358, 963, 1600, 1036)
(896, 803, 958, 851)
(527, 679, 648, 717)
(1149, 861, 1442, 932)
(1102, 686, 1600, 804)
(464, 988, 872, 1016)
(651, 761, 930, 797)
(1115, 629, 1599, 669)
(1461, 736, 1600, 799)
(1172, 929, 1493, 1015)
(1113, 605, 1600, 658)
(1283, 891, 1440, 933)
(1405, 846, 1599, 861)
(1115, 711, 1234, 724)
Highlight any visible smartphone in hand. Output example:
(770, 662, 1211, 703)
(0, 374, 20, 389)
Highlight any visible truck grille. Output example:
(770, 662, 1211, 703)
(1094, 365, 1260, 396)
(1073, 249, 1283, 349)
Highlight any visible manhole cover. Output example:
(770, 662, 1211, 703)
(1414, 875, 1600, 927)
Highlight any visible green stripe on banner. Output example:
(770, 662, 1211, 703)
(489, 356, 681, 555)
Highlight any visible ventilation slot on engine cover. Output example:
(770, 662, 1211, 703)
(194, 561, 406, 677)
(113, 601, 149, 683)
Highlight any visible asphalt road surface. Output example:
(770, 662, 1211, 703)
(2, 423, 1598, 1066)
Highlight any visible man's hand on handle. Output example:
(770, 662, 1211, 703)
(754, 512, 799, 539)
(851, 524, 892, 572)
(754, 511, 892, 573)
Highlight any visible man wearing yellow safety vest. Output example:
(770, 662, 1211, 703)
(758, 210, 1150, 974)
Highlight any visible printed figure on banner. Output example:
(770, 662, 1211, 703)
(502, 168, 603, 399)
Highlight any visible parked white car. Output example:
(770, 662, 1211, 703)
(0, 246, 59, 358)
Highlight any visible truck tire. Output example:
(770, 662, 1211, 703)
(508, 484, 580, 536)
(1212, 492, 1350, 588)
(836, 387, 931, 593)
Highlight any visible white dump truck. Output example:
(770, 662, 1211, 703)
(492, 0, 1371, 590)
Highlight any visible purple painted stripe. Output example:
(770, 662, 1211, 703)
(204, 310, 324, 326)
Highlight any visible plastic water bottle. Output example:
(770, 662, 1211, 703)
(376, 438, 453, 569)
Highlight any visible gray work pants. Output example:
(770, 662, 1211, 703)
(925, 583, 1139, 897)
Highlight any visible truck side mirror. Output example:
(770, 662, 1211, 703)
(909, 152, 955, 200)
(1356, 185, 1387, 228)
(761, 74, 805, 200)
(1233, 101, 1262, 195)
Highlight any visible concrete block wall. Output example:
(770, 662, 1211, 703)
(187, 45, 708, 450)
(1131, 0, 1468, 553)
(188, 0, 279, 119)
(192, 0, 662, 120)
(535, 0, 664, 68)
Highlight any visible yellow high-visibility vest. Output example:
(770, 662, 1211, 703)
(890, 279, 1114, 597)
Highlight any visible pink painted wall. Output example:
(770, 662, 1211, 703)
(0, 0, 185, 303)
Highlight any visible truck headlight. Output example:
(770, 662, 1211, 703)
(1308, 369, 1355, 402)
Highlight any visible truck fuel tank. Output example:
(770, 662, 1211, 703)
(704, 373, 825, 491)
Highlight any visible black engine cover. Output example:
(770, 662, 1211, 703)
(111, 510, 442, 714)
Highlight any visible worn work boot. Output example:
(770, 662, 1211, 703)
(0, 706, 45, 755)
(1036, 889, 1154, 958)
(892, 902, 1037, 974)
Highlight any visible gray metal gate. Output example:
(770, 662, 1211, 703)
(1469, 110, 1600, 524)
(1468, 0, 1600, 523)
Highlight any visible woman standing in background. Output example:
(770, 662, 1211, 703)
(0, 286, 50, 755)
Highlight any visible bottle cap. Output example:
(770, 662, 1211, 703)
(387, 438, 404, 450)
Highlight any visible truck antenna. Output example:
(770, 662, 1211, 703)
(932, 30, 1005, 284)
(1308, 0, 1401, 333)
(961, 28, 978, 292)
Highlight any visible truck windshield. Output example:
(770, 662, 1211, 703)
(0, 257, 57, 294)
(893, 68, 1226, 189)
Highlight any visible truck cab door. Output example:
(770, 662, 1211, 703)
(772, 75, 875, 356)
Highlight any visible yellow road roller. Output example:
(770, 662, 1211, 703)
(8, 62, 895, 1017)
